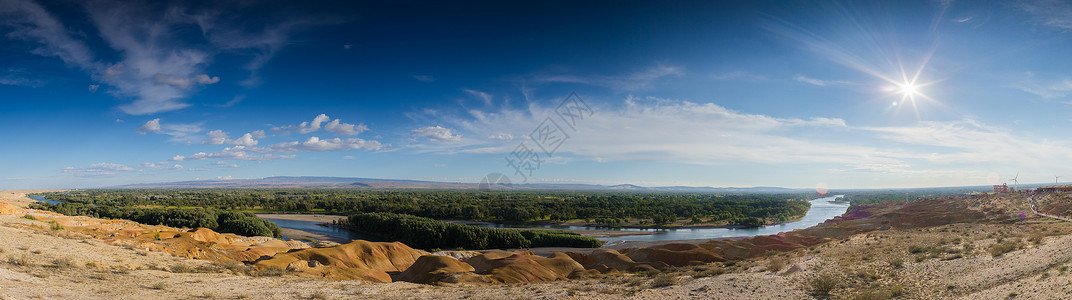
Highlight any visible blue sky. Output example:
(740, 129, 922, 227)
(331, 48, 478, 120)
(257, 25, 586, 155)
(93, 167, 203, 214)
(4, 0, 1072, 189)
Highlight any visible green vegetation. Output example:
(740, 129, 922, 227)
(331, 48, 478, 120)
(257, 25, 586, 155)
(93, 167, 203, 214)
(839, 186, 990, 208)
(29, 189, 814, 249)
(28, 202, 280, 238)
(808, 273, 839, 296)
(989, 240, 1021, 257)
(32, 189, 812, 226)
(345, 212, 602, 249)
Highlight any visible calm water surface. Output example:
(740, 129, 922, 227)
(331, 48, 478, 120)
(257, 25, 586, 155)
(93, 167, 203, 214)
(262, 195, 848, 244)
(30, 194, 848, 245)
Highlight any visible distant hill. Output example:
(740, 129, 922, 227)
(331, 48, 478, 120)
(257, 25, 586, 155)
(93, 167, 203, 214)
(106, 176, 809, 193)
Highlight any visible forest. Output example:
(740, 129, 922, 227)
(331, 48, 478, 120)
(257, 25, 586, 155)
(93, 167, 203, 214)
(343, 212, 603, 249)
(31, 189, 814, 226)
(27, 202, 281, 238)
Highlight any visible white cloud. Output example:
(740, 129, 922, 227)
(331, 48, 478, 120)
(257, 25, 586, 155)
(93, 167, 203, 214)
(231, 133, 258, 146)
(214, 161, 240, 168)
(794, 75, 854, 86)
(250, 130, 267, 139)
(170, 155, 184, 161)
(488, 132, 514, 140)
(144, 121, 203, 143)
(300, 114, 331, 133)
(323, 119, 368, 135)
(89, 84, 99, 92)
(63, 162, 136, 177)
(424, 96, 881, 167)
(203, 130, 259, 146)
(861, 119, 1072, 167)
(184, 146, 295, 161)
(412, 126, 462, 142)
(270, 137, 384, 152)
(203, 129, 229, 145)
(274, 114, 368, 136)
(136, 118, 162, 134)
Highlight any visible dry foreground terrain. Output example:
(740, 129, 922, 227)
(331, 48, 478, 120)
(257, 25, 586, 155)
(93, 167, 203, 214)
(1, 190, 1072, 299)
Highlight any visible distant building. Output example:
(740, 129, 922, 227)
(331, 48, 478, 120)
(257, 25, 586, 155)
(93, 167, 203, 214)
(1035, 184, 1072, 193)
(993, 183, 1012, 193)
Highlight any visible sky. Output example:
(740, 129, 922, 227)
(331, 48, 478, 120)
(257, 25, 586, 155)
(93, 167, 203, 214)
(4, 0, 1072, 190)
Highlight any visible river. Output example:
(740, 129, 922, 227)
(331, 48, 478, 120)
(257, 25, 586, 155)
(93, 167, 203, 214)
(28, 194, 849, 245)
(262, 195, 848, 244)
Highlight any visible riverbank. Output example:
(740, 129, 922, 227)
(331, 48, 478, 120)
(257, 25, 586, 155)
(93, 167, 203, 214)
(1, 189, 68, 208)
(256, 213, 346, 223)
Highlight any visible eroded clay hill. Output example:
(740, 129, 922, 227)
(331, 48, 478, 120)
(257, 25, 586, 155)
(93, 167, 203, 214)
(0, 192, 1019, 287)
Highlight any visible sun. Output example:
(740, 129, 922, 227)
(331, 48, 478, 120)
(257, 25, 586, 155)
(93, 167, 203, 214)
(899, 82, 918, 98)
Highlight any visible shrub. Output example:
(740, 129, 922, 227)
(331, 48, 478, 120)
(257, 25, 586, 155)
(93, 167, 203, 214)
(1028, 232, 1045, 245)
(169, 263, 196, 273)
(22, 214, 36, 220)
(650, 273, 677, 288)
(7, 255, 32, 266)
(767, 257, 785, 272)
(48, 221, 64, 230)
(887, 257, 904, 268)
(990, 240, 1019, 257)
(256, 266, 286, 277)
(52, 257, 75, 268)
(809, 274, 839, 296)
(853, 289, 891, 300)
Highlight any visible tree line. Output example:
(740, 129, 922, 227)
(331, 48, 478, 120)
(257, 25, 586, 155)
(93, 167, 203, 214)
(27, 202, 281, 238)
(33, 189, 813, 226)
(343, 212, 602, 249)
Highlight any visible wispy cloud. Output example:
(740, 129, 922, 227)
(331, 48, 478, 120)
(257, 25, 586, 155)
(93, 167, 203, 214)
(63, 162, 136, 177)
(0, 75, 44, 87)
(712, 71, 767, 81)
(413, 75, 436, 82)
(135, 118, 202, 142)
(529, 65, 683, 91)
(794, 75, 854, 86)
(0, 1, 329, 115)
(1014, 0, 1072, 31)
(1013, 73, 1072, 99)
(463, 89, 493, 106)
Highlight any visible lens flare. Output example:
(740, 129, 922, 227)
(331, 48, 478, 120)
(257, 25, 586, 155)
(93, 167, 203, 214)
(815, 182, 829, 195)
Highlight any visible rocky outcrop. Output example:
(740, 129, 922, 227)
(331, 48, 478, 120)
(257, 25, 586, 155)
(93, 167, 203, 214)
(463, 251, 585, 284)
(395, 255, 486, 284)
(253, 240, 427, 282)
(619, 243, 725, 267)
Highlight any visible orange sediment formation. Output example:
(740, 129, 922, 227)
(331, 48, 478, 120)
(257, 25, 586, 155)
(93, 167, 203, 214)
(0, 190, 1014, 286)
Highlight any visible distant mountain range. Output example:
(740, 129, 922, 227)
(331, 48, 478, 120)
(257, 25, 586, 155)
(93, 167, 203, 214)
(106, 176, 809, 193)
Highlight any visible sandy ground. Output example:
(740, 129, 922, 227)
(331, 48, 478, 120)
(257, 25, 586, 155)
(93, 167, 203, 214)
(0, 190, 67, 208)
(5, 190, 1072, 299)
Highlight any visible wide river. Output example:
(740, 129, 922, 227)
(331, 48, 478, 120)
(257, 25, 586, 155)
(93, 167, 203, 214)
(259, 195, 849, 244)
(29, 194, 849, 245)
